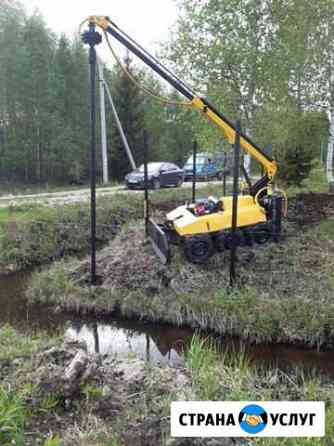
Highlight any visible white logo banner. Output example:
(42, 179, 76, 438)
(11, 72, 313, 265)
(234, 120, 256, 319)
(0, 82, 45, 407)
(171, 401, 325, 437)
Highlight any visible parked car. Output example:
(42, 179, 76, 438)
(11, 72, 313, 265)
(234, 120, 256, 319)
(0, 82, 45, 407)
(125, 162, 184, 190)
(183, 152, 231, 181)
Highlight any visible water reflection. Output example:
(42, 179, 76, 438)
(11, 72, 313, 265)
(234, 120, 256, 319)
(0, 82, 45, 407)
(65, 320, 192, 366)
(63, 319, 334, 375)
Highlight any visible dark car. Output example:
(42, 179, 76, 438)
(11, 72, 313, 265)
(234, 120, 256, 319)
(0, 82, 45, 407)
(125, 162, 184, 190)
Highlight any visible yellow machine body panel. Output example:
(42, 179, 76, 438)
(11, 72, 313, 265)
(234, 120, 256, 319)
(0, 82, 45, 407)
(166, 195, 267, 237)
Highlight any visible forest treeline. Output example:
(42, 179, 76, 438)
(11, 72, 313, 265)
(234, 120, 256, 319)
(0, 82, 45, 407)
(0, 0, 332, 186)
(0, 0, 194, 185)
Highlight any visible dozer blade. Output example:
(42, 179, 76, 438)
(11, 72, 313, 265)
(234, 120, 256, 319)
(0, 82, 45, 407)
(147, 218, 170, 265)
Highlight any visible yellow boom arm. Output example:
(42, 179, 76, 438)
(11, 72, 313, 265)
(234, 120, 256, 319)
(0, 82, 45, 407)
(86, 16, 277, 186)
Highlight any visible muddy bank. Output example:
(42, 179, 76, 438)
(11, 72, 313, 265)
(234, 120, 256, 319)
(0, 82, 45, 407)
(0, 194, 144, 273)
(26, 339, 191, 446)
(0, 329, 240, 446)
(2, 326, 334, 445)
(0, 187, 204, 274)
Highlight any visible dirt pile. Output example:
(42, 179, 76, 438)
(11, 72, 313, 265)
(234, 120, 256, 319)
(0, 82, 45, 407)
(288, 192, 334, 225)
(70, 222, 236, 296)
(20, 338, 241, 445)
(71, 224, 172, 292)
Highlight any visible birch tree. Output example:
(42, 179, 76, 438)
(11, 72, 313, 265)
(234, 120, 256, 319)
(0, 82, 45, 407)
(312, 0, 334, 183)
(166, 0, 275, 158)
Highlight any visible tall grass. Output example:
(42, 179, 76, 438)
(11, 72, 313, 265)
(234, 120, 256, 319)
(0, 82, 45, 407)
(43, 435, 62, 446)
(0, 385, 26, 445)
(0, 324, 58, 361)
(185, 334, 223, 400)
(184, 336, 334, 445)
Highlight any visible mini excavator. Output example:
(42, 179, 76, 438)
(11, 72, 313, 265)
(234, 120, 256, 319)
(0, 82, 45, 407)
(85, 16, 286, 264)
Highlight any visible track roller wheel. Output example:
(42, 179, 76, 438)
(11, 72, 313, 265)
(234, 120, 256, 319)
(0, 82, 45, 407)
(214, 232, 226, 252)
(242, 229, 253, 247)
(224, 230, 243, 249)
(253, 225, 271, 244)
(183, 234, 214, 264)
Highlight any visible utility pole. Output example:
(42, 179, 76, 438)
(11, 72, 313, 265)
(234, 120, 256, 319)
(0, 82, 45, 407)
(97, 59, 109, 184)
(230, 120, 241, 287)
(103, 79, 137, 170)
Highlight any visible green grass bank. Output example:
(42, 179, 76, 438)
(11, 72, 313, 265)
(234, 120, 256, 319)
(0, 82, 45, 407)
(0, 184, 225, 273)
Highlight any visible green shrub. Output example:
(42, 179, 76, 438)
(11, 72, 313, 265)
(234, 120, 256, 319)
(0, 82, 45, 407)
(277, 112, 328, 186)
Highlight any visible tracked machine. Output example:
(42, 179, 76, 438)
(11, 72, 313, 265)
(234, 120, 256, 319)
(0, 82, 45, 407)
(85, 16, 287, 264)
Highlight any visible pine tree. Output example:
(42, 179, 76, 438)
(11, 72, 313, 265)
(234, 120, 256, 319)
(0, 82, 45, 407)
(0, 0, 26, 181)
(278, 112, 329, 185)
(19, 12, 56, 183)
(49, 35, 89, 182)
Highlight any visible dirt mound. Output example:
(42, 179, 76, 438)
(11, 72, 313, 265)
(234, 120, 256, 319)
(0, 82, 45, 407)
(72, 224, 174, 294)
(70, 222, 254, 297)
(22, 339, 195, 445)
(288, 192, 334, 225)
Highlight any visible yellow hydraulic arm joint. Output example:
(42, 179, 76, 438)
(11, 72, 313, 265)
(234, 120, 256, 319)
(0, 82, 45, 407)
(88, 16, 110, 30)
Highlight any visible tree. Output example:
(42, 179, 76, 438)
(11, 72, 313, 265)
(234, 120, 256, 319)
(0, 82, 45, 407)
(166, 0, 276, 132)
(0, 3, 90, 185)
(140, 74, 195, 165)
(307, 0, 334, 183)
(164, 0, 333, 183)
(276, 111, 328, 185)
(49, 35, 89, 182)
(18, 12, 56, 183)
(0, 0, 26, 181)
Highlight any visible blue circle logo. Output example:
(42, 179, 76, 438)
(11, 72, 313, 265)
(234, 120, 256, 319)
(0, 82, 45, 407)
(239, 404, 268, 434)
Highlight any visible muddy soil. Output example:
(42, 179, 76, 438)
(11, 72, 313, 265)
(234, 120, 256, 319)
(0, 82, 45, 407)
(287, 192, 334, 225)
(70, 223, 231, 297)
(11, 339, 237, 446)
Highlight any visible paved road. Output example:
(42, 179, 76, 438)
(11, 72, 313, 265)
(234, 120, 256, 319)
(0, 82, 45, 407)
(0, 178, 257, 208)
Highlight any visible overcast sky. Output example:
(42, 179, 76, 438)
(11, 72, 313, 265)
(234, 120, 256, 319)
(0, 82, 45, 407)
(23, 0, 178, 51)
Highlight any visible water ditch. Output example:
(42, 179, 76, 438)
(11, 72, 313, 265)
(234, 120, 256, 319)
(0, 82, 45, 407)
(2, 272, 334, 375)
